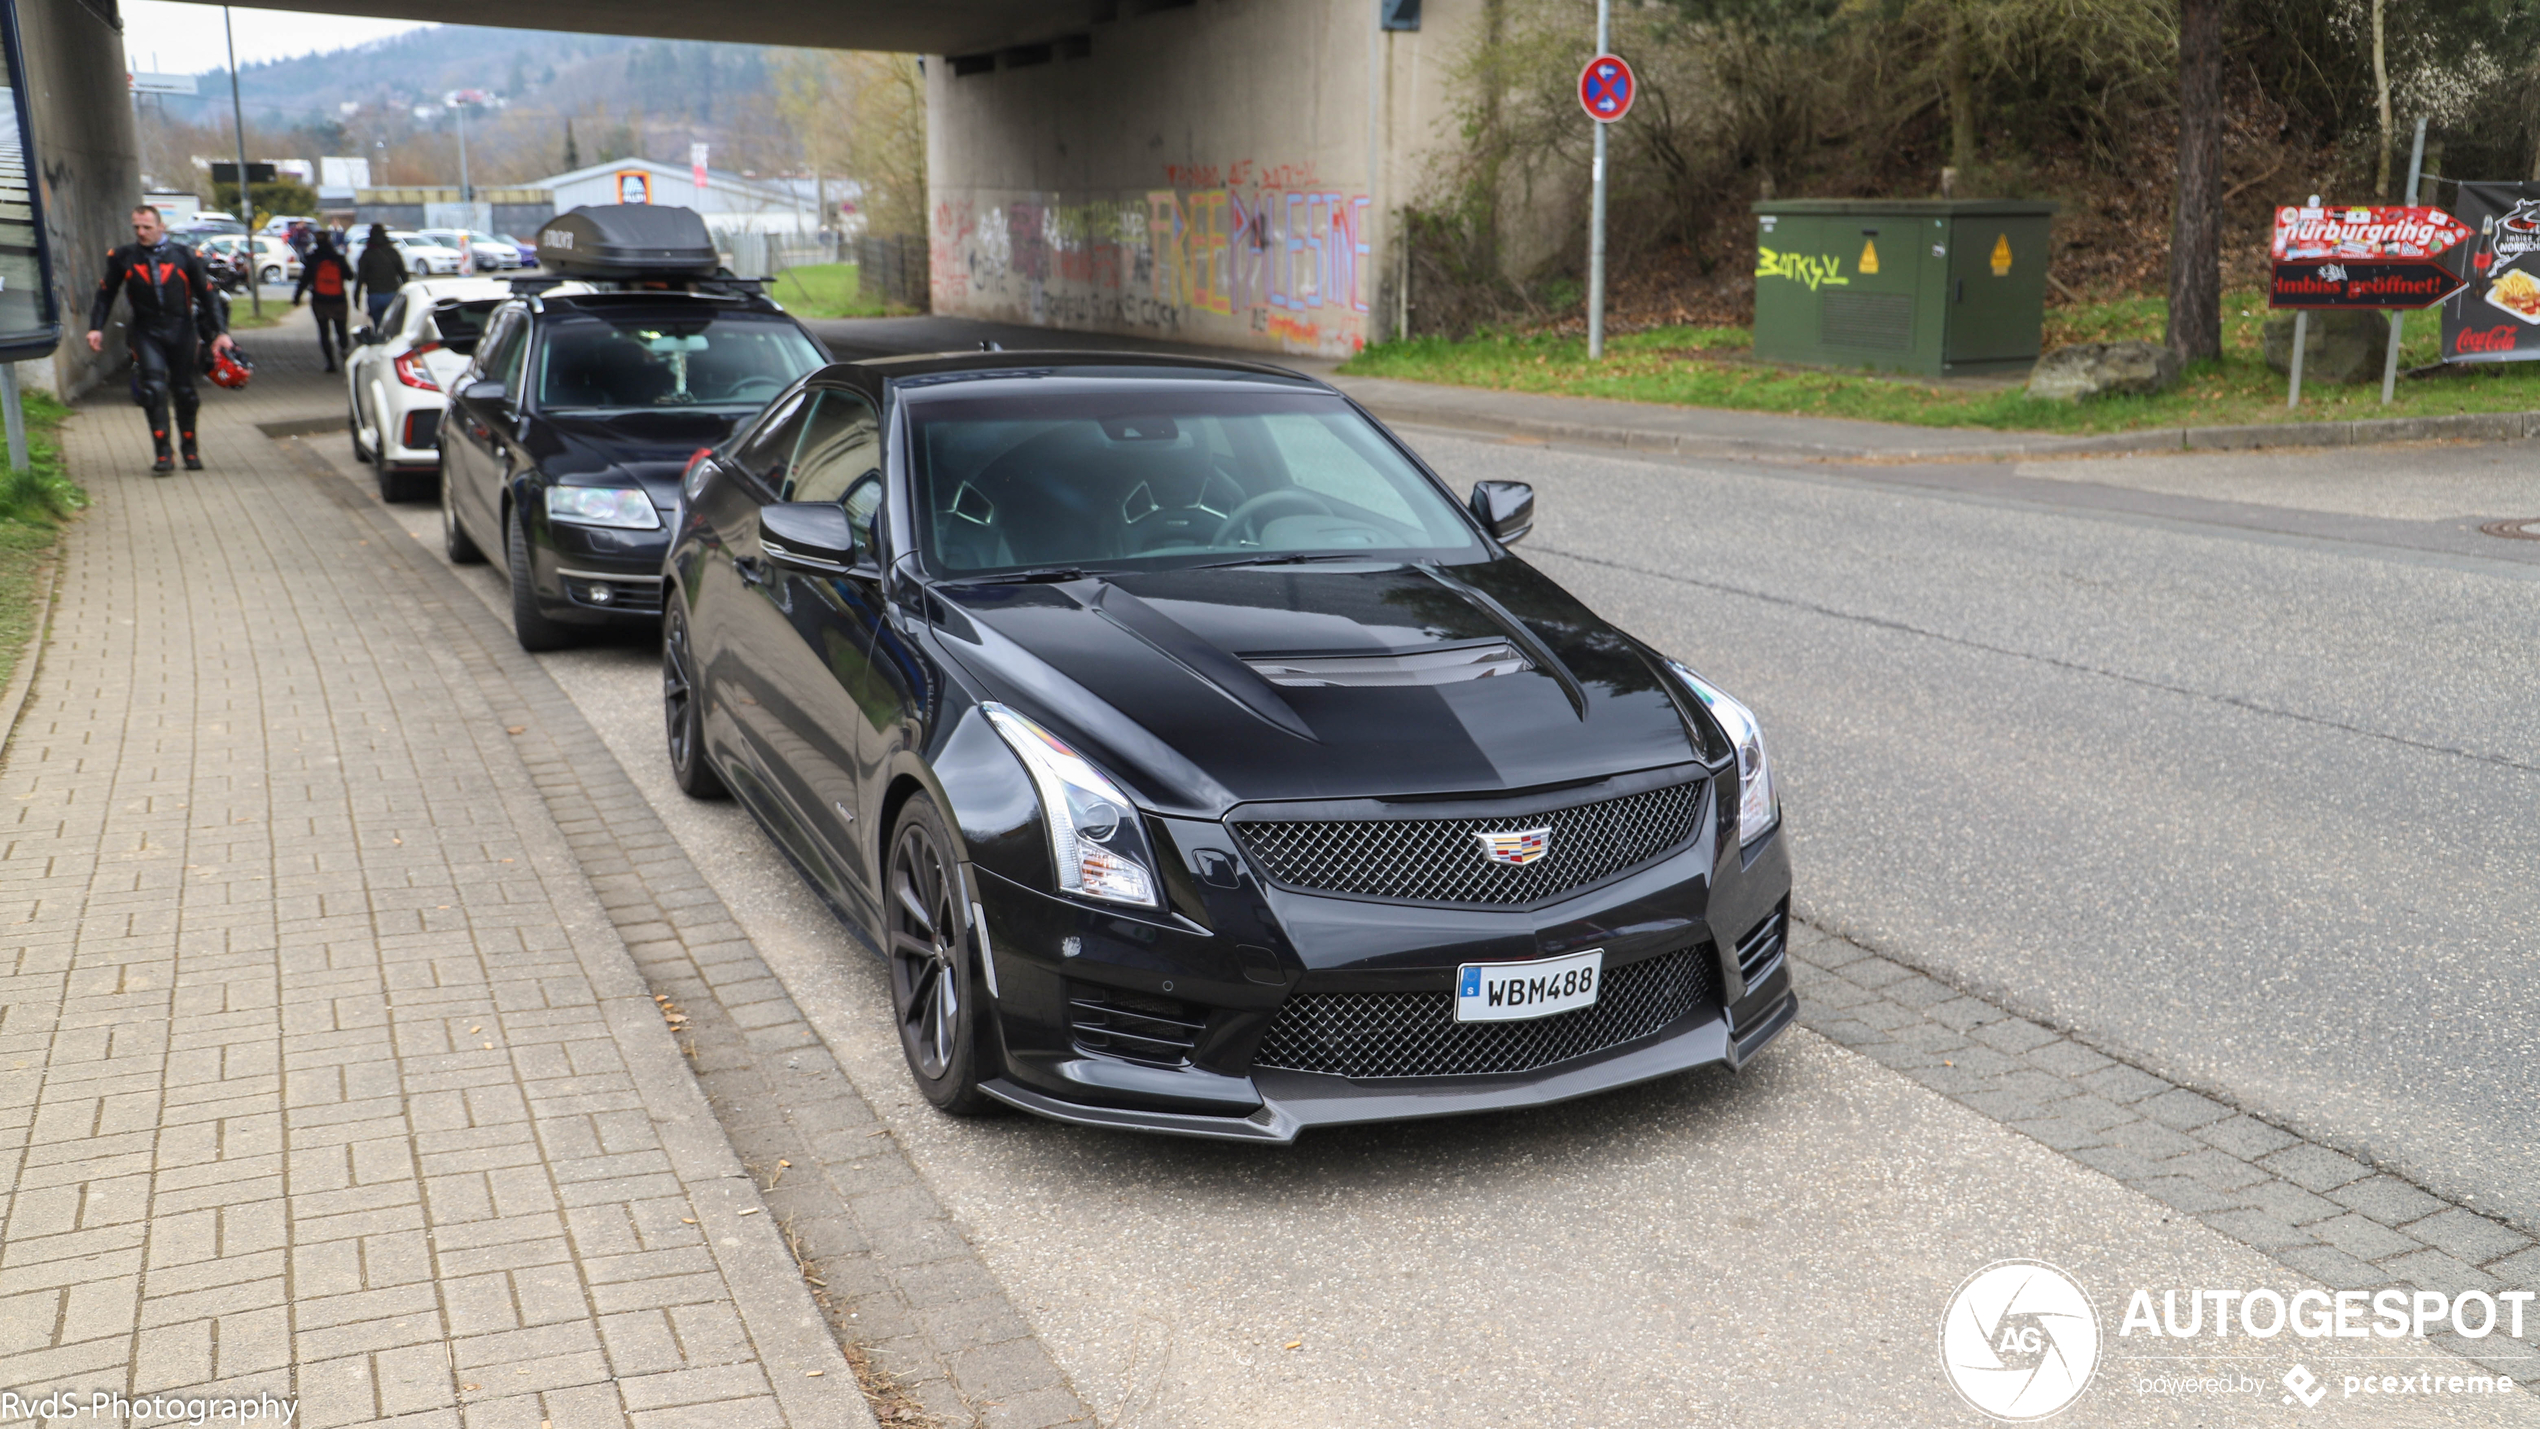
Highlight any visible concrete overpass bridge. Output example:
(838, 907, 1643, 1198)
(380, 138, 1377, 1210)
(22, 0, 1470, 397)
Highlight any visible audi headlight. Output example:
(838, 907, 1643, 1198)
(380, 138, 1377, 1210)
(1668, 660, 1778, 847)
(545, 485, 661, 529)
(981, 703, 1160, 908)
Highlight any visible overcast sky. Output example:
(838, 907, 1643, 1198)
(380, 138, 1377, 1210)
(123, 3, 434, 74)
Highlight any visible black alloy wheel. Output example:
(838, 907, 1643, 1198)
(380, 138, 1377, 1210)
(887, 796, 997, 1115)
(661, 602, 726, 799)
(506, 506, 577, 652)
(442, 456, 484, 564)
(348, 389, 373, 464)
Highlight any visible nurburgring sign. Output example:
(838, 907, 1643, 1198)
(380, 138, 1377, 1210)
(2269, 204, 2470, 311)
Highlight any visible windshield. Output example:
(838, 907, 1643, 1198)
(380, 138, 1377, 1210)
(534, 313, 824, 413)
(907, 385, 1485, 577)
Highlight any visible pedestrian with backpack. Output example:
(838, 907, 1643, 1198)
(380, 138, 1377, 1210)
(355, 223, 407, 328)
(293, 231, 357, 371)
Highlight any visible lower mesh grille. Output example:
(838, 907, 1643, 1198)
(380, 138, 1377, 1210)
(1253, 948, 1718, 1079)
(1068, 983, 1205, 1067)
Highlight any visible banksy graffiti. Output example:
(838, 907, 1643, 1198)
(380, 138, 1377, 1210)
(932, 162, 1374, 357)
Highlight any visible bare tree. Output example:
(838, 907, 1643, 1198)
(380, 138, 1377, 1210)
(2165, 0, 2222, 361)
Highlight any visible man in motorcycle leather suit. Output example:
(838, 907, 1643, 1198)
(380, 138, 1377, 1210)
(84, 205, 238, 474)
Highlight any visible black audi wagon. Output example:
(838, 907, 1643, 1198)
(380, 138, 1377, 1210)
(439, 204, 830, 649)
(665, 350, 1794, 1141)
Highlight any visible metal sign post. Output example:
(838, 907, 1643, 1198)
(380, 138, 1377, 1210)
(2380, 116, 2429, 404)
(1577, 14, 1634, 359)
(1, 364, 26, 475)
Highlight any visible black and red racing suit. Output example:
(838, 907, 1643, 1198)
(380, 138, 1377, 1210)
(89, 239, 227, 457)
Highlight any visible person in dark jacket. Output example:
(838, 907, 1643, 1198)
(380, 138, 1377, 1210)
(293, 232, 358, 371)
(85, 204, 236, 475)
(355, 224, 408, 327)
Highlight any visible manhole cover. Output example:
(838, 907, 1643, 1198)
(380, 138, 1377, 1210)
(2478, 518, 2540, 540)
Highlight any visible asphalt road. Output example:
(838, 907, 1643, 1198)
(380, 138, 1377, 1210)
(322, 425, 2525, 1427)
(798, 312, 2540, 1233)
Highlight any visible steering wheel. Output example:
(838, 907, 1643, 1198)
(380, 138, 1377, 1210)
(1211, 488, 1335, 546)
(722, 376, 785, 403)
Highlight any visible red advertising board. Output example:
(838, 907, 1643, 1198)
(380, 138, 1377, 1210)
(2269, 204, 2470, 310)
(2270, 204, 2471, 261)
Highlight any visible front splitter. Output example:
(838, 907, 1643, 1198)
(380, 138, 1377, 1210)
(979, 996, 1797, 1144)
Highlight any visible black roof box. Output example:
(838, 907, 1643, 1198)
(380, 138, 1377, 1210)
(535, 204, 719, 278)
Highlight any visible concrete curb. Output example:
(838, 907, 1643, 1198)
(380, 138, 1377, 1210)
(0, 550, 61, 757)
(1333, 376, 2540, 463)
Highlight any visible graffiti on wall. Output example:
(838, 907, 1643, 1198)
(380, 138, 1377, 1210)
(932, 159, 1373, 356)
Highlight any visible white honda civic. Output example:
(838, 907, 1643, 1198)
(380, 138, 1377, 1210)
(345, 276, 587, 501)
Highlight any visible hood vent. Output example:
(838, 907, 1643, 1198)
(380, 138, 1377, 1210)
(1243, 641, 1531, 689)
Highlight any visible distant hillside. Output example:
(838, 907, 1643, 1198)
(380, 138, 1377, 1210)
(140, 25, 804, 188)
(155, 26, 775, 141)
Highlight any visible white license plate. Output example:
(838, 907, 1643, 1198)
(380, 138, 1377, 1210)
(1455, 949, 1604, 1023)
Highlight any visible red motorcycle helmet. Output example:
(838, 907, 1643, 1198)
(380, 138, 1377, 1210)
(208, 343, 254, 391)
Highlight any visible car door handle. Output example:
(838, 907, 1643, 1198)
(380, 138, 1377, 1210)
(734, 555, 768, 587)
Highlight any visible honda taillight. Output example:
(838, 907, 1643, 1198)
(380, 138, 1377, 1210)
(394, 342, 442, 392)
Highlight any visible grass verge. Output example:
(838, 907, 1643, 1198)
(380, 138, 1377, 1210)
(0, 388, 82, 693)
(1339, 289, 2540, 434)
(769, 263, 909, 320)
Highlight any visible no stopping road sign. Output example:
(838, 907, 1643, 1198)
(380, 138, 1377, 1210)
(1579, 53, 1635, 123)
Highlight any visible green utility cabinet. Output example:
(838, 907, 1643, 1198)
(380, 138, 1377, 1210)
(1750, 199, 2056, 377)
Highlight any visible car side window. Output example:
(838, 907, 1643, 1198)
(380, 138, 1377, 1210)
(380, 297, 407, 335)
(471, 313, 518, 384)
(495, 318, 532, 392)
(784, 389, 883, 505)
(734, 390, 814, 494)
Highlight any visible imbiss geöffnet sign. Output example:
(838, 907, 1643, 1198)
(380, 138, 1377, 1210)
(2269, 204, 2471, 310)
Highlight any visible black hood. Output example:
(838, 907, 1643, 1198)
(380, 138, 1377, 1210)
(933, 558, 1703, 813)
(527, 409, 751, 507)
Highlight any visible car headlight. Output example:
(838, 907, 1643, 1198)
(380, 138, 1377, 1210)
(981, 703, 1160, 908)
(545, 485, 661, 530)
(1667, 660, 1778, 847)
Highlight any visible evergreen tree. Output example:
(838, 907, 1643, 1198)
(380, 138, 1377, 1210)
(563, 117, 580, 171)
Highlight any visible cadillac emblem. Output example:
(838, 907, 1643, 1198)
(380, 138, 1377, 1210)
(1474, 827, 1553, 867)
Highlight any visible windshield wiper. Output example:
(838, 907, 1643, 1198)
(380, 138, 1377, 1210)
(1192, 551, 1376, 571)
(958, 566, 1098, 585)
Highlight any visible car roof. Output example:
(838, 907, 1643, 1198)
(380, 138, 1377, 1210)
(401, 276, 568, 303)
(844, 349, 1324, 389)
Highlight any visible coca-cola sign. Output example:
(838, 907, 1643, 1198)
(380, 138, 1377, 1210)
(2440, 183, 2540, 362)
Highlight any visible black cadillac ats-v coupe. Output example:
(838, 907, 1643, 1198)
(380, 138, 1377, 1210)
(665, 350, 1794, 1141)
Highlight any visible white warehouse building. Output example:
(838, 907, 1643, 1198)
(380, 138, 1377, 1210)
(531, 157, 821, 235)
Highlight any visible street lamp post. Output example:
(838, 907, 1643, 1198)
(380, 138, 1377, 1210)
(223, 5, 258, 317)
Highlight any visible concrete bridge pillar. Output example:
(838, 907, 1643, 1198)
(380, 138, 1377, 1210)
(15, 0, 143, 400)
(926, 0, 1466, 359)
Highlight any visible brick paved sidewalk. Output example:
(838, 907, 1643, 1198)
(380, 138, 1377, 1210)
(0, 324, 872, 1426)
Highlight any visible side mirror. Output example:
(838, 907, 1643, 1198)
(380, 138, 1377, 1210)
(458, 379, 506, 407)
(1470, 480, 1535, 545)
(760, 502, 867, 574)
(352, 325, 378, 346)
